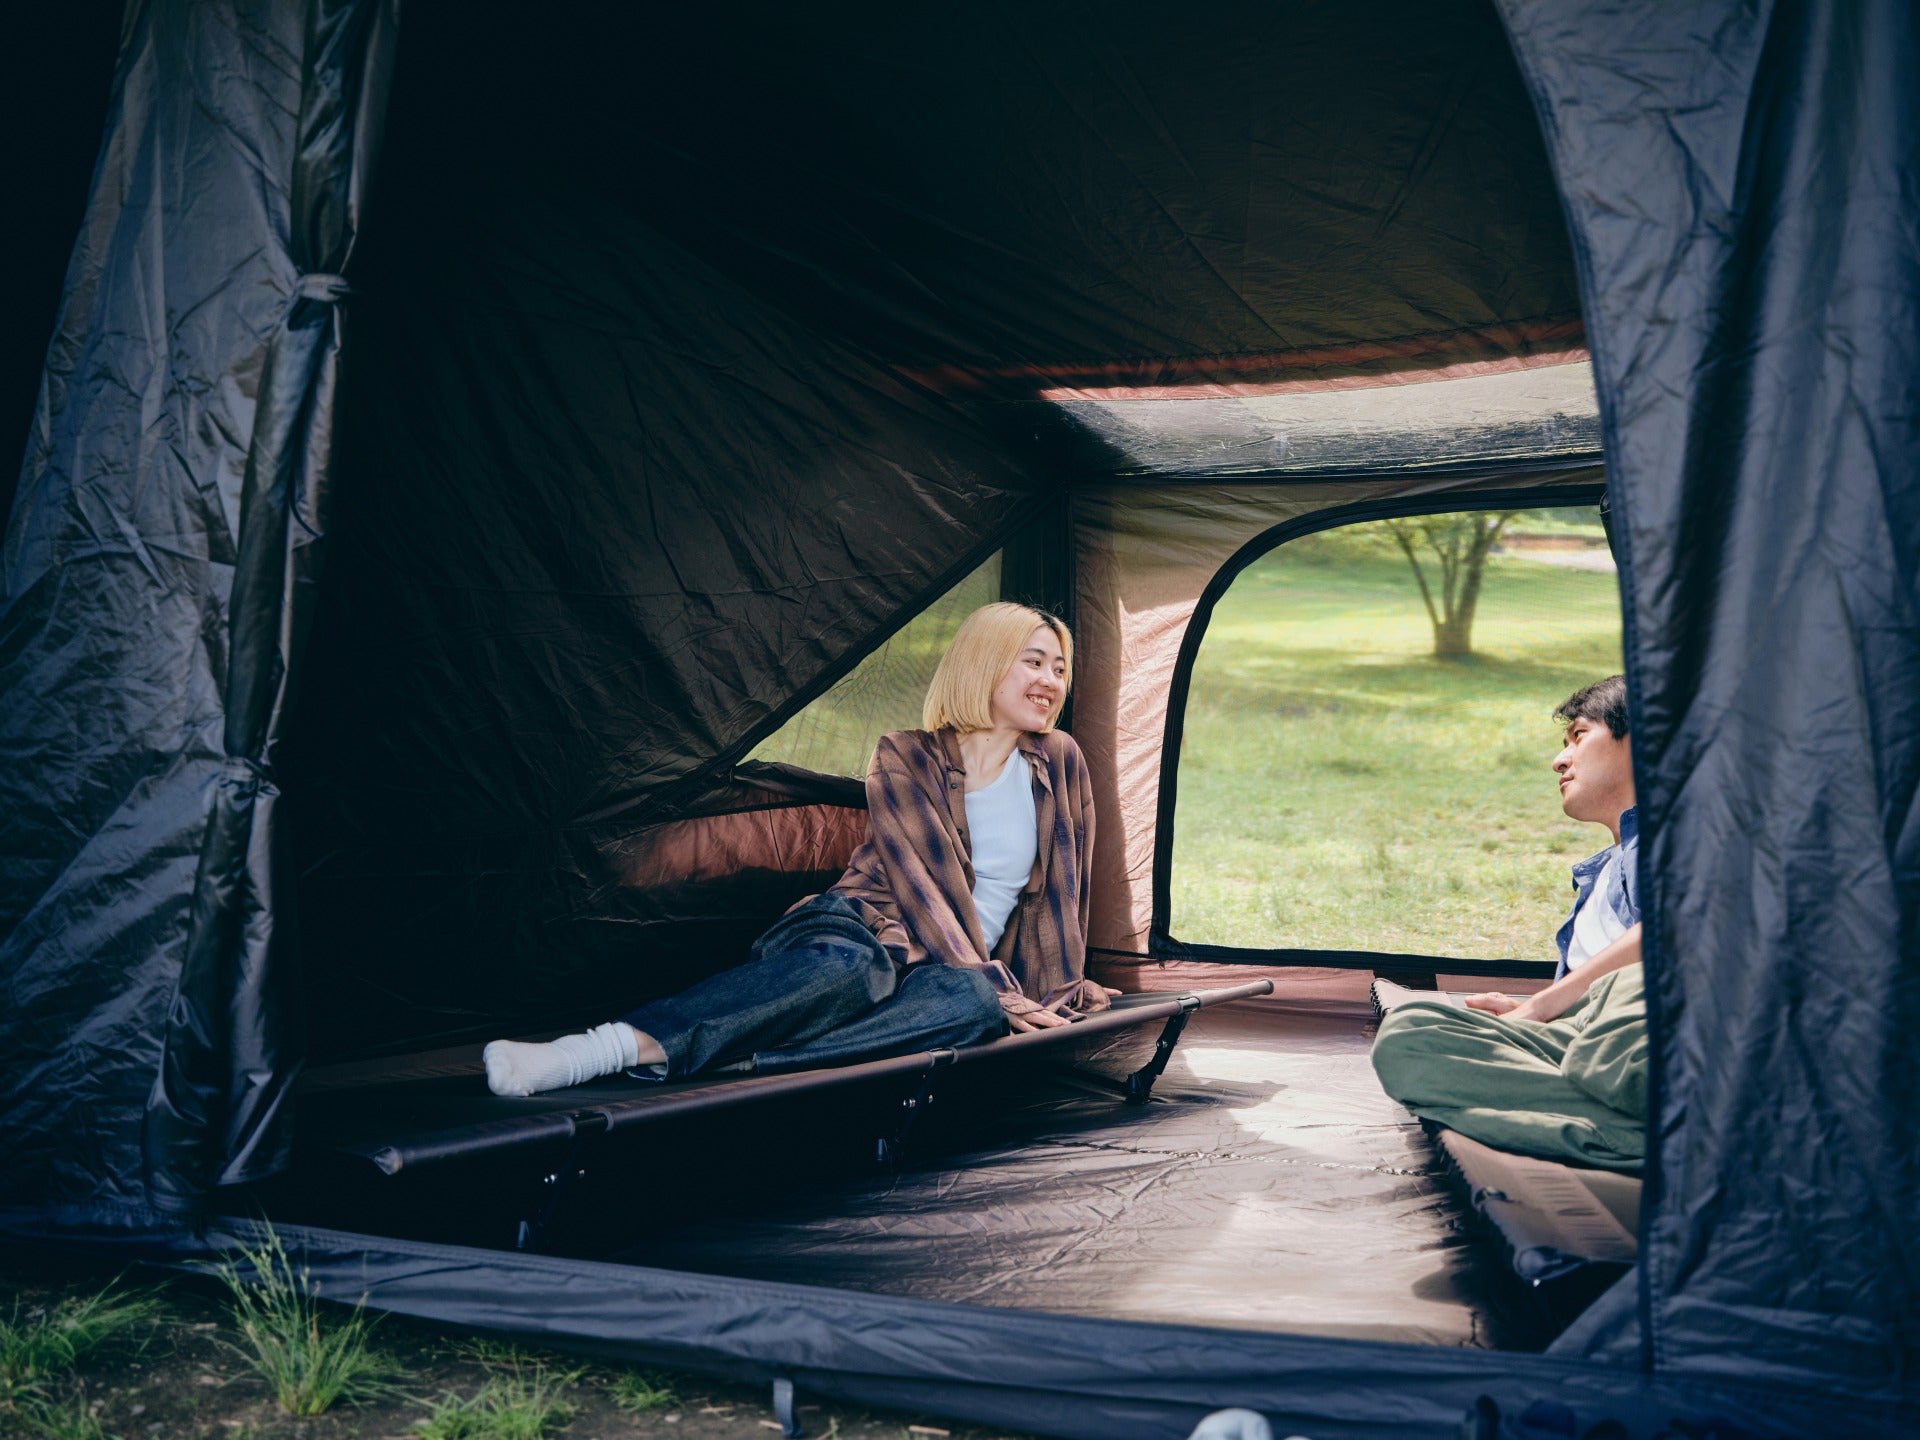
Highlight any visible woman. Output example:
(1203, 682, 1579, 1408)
(483, 602, 1111, 1096)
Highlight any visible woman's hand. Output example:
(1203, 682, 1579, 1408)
(1001, 993, 1074, 1032)
(1038, 979, 1122, 1015)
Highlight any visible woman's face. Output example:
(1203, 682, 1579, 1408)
(988, 624, 1068, 733)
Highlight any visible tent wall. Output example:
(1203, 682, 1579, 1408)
(1500, 0, 1920, 1403)
(284, 78, 1055, 1063)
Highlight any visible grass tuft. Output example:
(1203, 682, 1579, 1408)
(0, 1282, 157, 1424)
(0, 1287, 158, 1404)
(14, 1391, 117, 1440)
(211, 1227, 399, 1416)
(415, 1363, 581, 1440)
(608, 1368, 677, 1413)
(449, 1335, 553, 1368)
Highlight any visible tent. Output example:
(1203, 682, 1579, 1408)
(3, 1, 1915, 1435)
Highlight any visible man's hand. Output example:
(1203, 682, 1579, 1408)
(1464, 987, 1566, 1022)
(1501, 991, 1566, 1023)
(1463, 991, 1521, 1015)
(1482, 923, 1644, 1026)
(1001, 993, 1074, 1032)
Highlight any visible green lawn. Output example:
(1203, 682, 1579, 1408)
(1169, 531, 1623, 960)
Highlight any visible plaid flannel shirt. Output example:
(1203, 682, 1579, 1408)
(818, 726, 1100, 1010)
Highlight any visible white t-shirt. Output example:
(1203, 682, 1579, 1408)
(1565, 850, 1629, 970)
(963, 750, 1039, 952)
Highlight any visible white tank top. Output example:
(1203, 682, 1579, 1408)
(963, 750, 1039, 952)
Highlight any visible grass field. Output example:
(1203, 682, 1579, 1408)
(1169, 525, 1623, 960)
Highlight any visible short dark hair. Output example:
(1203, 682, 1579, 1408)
(1555, 675, 1629, 738)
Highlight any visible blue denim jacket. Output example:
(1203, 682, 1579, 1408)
(1554, 806, 1640, 978)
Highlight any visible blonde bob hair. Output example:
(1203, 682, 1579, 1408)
(922, 602, 1073, 734)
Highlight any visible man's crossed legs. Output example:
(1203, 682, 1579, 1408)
(1370, 964, 1647, 1172)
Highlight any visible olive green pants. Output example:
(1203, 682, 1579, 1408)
(1370, 965, 1648, 1172)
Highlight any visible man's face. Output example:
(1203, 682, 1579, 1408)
(1552, 716, 1635, 827)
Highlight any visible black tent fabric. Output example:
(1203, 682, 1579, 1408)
(0, 2, 120, 527)
(142, 0, 399, 1213)
(2, 0, 1918, 1435)
(1503, 0, 1920, 1401)
(1, 0, 399, 1224)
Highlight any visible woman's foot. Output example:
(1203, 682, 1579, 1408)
(482, 1021, 640, 1096)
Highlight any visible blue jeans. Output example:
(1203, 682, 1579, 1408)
(620, 894, 1007, 1078)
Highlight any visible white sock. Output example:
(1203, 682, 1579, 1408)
(482, 1022, 640, 1096)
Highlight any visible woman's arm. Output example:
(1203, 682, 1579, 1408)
(1464, 922, 1642, 1023)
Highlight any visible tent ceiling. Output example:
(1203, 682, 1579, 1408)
(401, 0, 1583, 394)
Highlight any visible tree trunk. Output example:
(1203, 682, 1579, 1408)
(1386, 511, 1513, 659)
(1433, 616, 1474, 656)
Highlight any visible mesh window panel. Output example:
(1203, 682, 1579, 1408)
(749, 554, 1003, 778)
(1171, 505, 1624, 961)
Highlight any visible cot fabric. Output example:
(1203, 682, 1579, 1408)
(822, 727, 1100, 1009)
(1370, 965, 1648, 1173)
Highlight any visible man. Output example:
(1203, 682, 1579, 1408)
(1369, 676, 1648, 1172)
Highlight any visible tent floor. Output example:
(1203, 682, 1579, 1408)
(262, 973, 1563, 1352)
(599, 978, 1543, 1349)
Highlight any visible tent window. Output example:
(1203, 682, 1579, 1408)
(748, 553, 1003, 778)
(1169, 503, 1623, 961)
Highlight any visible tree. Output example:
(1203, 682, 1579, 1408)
(1382, 512, 1517, 658)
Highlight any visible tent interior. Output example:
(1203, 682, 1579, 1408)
(238, 0, 1617, 1358)
(24, 0, 1615, 1343)
(19, 1, 1914, 1436)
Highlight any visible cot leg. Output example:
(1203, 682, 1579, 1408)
(1125, 996, 1201, 1104)
(513, 1113, 606, 1252)
(771, 1378, 803, 1438)
(875, 1049, 957, 1167)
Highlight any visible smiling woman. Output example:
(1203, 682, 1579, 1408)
(481, 603, 1109, 1097)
